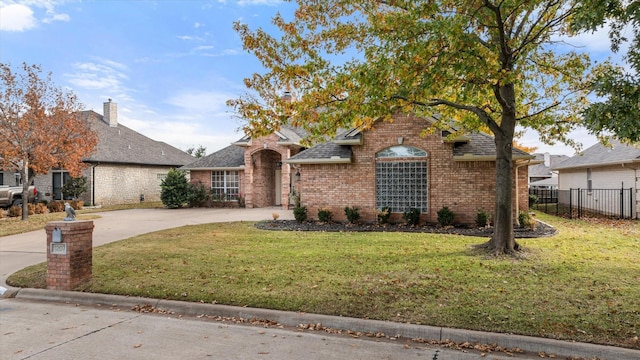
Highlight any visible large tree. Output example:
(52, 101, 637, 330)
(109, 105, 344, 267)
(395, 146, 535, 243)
(229, 0, 592, 254)
(572, 0, 640, 143)
(0, 63, 98, 220)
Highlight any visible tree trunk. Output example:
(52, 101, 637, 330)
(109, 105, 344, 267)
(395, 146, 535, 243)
(21, 158, 29, 221)
(487, 131, 517, 254)
(480, 83, 519, 255)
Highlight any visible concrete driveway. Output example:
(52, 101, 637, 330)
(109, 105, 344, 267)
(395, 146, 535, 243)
(0, 207, 293, 293)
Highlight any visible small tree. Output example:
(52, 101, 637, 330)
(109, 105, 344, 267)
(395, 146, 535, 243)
(0, 63, 98, 220)
(160, 169, 190, 208)
(61, 176, 88, 200)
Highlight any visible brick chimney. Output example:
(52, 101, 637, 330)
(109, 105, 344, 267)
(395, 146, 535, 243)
(103, 99, 117, 127)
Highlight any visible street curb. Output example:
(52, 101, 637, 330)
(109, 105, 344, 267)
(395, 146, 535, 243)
(14, 288, 639, 360)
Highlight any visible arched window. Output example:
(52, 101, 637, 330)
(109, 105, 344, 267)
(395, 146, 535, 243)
(375, 146, 428, 213)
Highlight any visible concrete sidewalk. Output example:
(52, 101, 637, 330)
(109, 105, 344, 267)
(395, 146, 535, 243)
(5, 289, 639, 360)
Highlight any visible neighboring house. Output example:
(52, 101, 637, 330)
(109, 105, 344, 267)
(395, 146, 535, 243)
(33, 100, 195, 206)
(182, 113, 533, 225)
(553, 139, 640, 219)
(528, 153, 569, 189)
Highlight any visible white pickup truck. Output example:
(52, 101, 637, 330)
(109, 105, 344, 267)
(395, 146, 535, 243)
(0, 185, 38, 208)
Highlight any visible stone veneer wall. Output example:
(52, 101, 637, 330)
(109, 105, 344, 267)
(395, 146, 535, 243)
(299, 114, 529, 225)
(92, 164, 174, 206)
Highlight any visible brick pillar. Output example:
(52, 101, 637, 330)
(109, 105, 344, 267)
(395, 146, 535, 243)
(45, 221, 94, 290)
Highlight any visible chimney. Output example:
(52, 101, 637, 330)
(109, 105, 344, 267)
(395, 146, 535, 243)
(544, 152, 550, 167)
(103, 98, 118, 127)
(282, 91, 292, 103)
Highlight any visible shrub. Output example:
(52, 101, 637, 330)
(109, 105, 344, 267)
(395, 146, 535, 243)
(61, 176, 88, 200)
(47, 201, 65, 213)
(376, 207, 391, 224)
(187, 181, 210, 207)
(35, 203, 48, 214)
(237, 193, 246, 208)
(344, 206, 360, 224)
(475, 209, 491, 227)
(402, 208, 421, 226)
(7, 206, 22, 217)
(317, 208, 333, 223)
(293, 206, 307, 223)
(27, 203, 35, 215)
(437, 206, 455, 227)
(272, 212, 280, 221)
(160, 169, 190, 208)
(518, 212, 537, 230)
(0, 209, 5, 219)
(529, 194, 539, 207)
(69, 200, 84, 210)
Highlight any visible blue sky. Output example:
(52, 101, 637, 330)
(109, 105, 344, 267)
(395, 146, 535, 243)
(0, 0, 628, 156)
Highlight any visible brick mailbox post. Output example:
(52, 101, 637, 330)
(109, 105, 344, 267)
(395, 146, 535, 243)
(45, 221, 95, 290)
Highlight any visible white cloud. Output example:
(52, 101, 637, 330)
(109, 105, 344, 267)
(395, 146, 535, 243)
(0, 4, 37, 31)
(165, 90, 235, 114)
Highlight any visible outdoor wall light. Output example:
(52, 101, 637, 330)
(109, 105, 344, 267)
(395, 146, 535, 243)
(398, 137, 404, 145)
(295, 170, 301, 181)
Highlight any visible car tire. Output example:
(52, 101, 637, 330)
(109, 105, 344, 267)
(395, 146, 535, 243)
(12, 199, 23, 207)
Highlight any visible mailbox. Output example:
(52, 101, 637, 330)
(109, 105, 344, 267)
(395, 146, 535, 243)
(52, 228, 62, 243)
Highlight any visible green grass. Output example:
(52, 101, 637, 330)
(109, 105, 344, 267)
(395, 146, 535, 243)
(0, 202, 163, 237)
(7, 213, 639, 349)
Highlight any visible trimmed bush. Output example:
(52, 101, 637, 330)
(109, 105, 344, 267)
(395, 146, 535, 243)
(376, 207, 391, 224)
(69, 200, 83, 210)
(344, 206, 360, 224)
(47, 201, 65, 213)
(34, 203, 48, 214)
(475, 209, 491, 227)
(0, 209, 5, 219)
(317, 208, 333, 223)
(518, 212, 537, 230)
(437, 206, 455, 227)
(188, 181, 210, 207)
(7, 206, 22, 217)
(293, 206, 307, 223)
(402, 208, 421, 226)
(160, 169, 190, 208)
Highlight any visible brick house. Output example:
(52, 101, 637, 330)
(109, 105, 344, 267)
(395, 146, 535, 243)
(183, 113, 532, 225)
(31, 100, 195, 206)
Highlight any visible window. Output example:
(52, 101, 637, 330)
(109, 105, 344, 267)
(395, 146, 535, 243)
(52, 171, 72, 200)
(0, 172, 4, 185)
(211, 171, 239, 201)
(375, 146, 428, 212)
(587, 168, 592, 192)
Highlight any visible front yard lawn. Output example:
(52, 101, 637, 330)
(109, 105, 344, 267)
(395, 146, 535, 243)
(7, 213, 639, 349)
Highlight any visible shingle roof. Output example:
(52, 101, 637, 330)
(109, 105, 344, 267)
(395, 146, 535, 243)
(452, 132, 530, 158)
(286, 141, 352, 164)
(81, 111, 195, 166)
(180, 145, 245, 170)
(553, 139, 640, 170)
(529, 153, 570, 177)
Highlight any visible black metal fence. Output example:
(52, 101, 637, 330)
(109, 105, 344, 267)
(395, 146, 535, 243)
(529, 187, 636, 219)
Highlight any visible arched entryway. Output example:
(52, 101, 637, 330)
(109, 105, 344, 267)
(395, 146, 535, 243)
(251, 149, 284, 207)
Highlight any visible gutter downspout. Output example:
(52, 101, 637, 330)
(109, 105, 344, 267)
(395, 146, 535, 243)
(91, 164, 98, 206)
(515, 160, 532, 224)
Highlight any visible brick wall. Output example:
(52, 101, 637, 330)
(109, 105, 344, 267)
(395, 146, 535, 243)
(45, 220, 94, 290)
(299, 114, 528, 225)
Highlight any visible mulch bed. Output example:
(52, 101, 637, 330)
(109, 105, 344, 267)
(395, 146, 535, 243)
(255, 219, 557, 239)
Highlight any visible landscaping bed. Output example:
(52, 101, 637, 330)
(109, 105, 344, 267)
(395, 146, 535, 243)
(255, 219, 557, 238)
